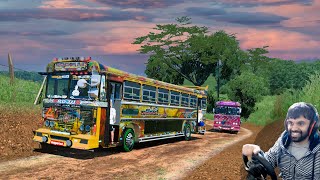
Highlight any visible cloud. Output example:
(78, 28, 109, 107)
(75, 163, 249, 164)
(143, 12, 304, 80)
(69, 21, 155, 54)
(0, 8, 154, 22)
(39, 0, 89, 9)
(214, 0, 313, 8)
(253, 0, 320, 36)
(186, 7, 226, 16)
(235, 28, 320, 60)
(186, 8, 288, 26)
(91, 0, 185, 9)
(0, 30, 71, 36)
(215, 12, 288, 25)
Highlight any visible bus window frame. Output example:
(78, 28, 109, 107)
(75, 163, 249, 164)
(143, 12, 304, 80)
(142, 85, 157, 103)
(158, 88, 169, 105)
(181, 93, 190, 107)
(190, 95, 197, 108)
(123, 81, 141, 101)
(170, 91, 180, 106)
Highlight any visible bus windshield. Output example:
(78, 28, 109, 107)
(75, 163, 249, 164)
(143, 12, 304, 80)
(46, 75, 69, 99)
(215, 106, 241, 115)
(46, 74, 101, 100)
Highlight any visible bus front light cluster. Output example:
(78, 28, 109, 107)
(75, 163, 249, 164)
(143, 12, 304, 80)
(79, 124, 84, 131)
(79, 124, 91, 132)
(50, 121, 55, 128)
(66, 140, 72, 147)
(42, 136, 48, 143)
(85, 125, 91, 132)
(45, 120, 50, 127)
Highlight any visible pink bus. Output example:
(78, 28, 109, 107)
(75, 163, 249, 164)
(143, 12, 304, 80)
(213, 101, 241, 134)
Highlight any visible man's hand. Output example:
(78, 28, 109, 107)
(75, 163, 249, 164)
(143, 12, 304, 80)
(242, 144, 261, 159)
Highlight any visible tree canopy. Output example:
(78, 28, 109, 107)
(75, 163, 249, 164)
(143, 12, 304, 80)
(133, 16, 242, 86)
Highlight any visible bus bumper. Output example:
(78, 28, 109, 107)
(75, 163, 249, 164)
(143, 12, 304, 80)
(33, 128, 99, 150)
(213, 125, 240, 132)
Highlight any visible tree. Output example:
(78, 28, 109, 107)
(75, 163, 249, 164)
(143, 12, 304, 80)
(226, 71, 269, 118)
(245, 47, 270, 72)
(133, 17, 242, 86)
(268, 59, 311, 95)
(144, 55, 184, 84)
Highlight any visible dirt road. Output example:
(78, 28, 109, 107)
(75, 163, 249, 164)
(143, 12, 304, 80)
(0, 124, 252, 180)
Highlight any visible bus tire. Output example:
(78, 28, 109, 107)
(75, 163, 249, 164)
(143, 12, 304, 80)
(123, 129, 135, 152)
(184, 124, 192, 141)
(232, 131, 238, 134)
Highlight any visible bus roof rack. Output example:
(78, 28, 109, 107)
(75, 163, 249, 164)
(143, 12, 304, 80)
(183, 85, 208, 91)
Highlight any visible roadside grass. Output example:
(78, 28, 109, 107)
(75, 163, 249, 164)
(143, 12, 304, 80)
(204, 113, 214, 120)
(245, 96, 276, 126)
(245, 73, 320, 127)
(0, 75, 41, 113)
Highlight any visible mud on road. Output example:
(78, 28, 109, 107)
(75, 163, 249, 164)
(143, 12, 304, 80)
(0, 122, 252, 180)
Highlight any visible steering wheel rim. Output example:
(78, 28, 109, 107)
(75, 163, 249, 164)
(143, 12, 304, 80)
(243, 151, 277, 180)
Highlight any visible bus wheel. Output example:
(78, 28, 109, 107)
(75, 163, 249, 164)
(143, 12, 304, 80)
(232, 131, 239, 134)
(123, 129, 135, 152)
(184, 124, 192, 141)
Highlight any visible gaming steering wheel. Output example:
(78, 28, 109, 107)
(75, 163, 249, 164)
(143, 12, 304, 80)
(243, 151, 277, 180)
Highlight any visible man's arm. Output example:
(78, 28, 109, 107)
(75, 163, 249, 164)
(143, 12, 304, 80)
(264, 136, 282, 168)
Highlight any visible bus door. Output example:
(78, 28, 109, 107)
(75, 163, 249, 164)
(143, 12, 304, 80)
(107, 81, 122, 144)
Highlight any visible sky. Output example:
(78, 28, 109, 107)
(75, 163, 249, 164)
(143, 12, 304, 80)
(0, 0, 319, 75)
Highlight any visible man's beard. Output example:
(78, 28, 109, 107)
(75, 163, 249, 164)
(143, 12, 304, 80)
(289, 130, 309, 142)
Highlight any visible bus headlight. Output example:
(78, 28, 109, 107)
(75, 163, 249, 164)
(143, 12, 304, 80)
(85, 125, 91, 132)
(45, 120, 50, 127)
(50, 121, 55, 127)
(42, 136, 48, 142)
(66, 140, 72, 147)
(80, 124, 84, 131)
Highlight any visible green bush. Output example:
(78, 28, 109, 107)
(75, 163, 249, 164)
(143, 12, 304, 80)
(246, 96, 276, 126)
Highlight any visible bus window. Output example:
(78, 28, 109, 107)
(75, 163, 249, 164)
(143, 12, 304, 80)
(70, 75, 93, 99)
(201, 98, 207, 110)
(158, 88, 169, 105)
(123, 81, 140, 101)
(142, 85, 156, 103)
(181, 93, 190, 107)
(190, 95, 197, 108)
(170, 91, 180, 106)
(46, 75, 69, 99)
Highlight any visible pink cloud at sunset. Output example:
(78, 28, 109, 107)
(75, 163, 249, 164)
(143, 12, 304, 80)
(237, 28, 320, 59)
(255, 0, 320, 25)
(39, 0, 111, 10)
(39, 0, 88, 9)
(71, 21, 155, 54)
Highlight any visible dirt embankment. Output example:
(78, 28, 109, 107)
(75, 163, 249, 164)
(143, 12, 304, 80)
(185, 120, 284, 180)
(0, 108, 42, 162)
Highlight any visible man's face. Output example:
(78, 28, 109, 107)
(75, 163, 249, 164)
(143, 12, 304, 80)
(287, 116, 311, 142)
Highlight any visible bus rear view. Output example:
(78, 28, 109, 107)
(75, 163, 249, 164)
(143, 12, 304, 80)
(213, 101, 241, 134)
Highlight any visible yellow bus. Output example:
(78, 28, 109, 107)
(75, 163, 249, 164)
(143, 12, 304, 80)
(33, 57, 207, 151)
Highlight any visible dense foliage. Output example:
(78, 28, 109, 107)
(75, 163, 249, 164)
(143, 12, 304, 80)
(134, 16, 320, 117)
